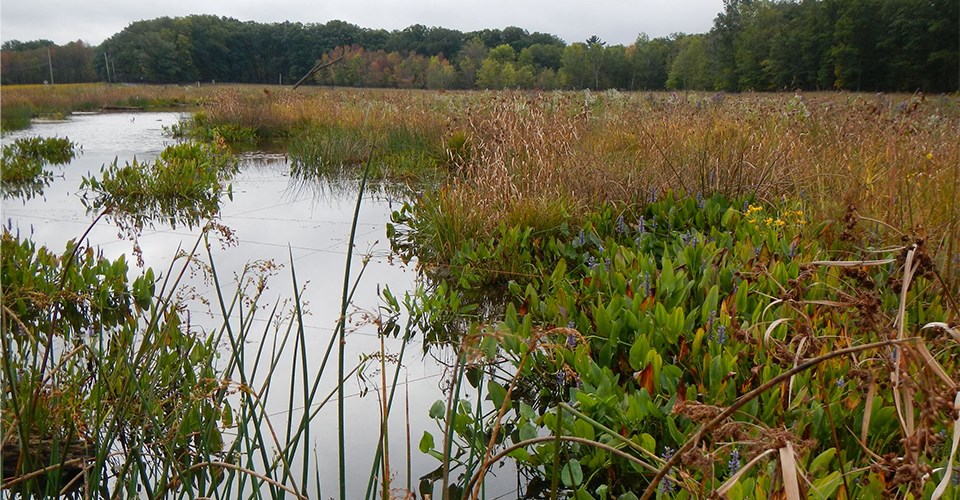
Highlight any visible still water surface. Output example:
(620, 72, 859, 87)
(1, 112, 515, 498)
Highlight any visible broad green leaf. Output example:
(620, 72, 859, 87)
(561, 459, 584, 487)
(508, 447, 532, 462)
(574, 487, 597, 500)
(629, 335, 649, 371)
(702, 285, 719, 324)
(519, 402, 536, 421)
(639, 433, 656, 452)
(809, 471, 842, 500)
(519, 423, 537, 442)
(419, 431, 435, 453)
(808, 447, 836, 475)
(429, 400, 446, 419)
(488, 380, 508, 409)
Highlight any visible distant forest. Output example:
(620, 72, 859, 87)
(2, 0, 957, 92)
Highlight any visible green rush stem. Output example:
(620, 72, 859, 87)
(379, 332, 390, 500)
(406, 373, 412, 496)
(290, 249, 312, 491)
(209, 250, 293, 495)
(462, 373, 485, 495)
(820, 379, 851, 497)
(441, 352, 466, 499)
(549, 405, 563, 500)
(339, 153, 373, 499)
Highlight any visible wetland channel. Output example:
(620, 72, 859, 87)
(1, 111, 516, 498)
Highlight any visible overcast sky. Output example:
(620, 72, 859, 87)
(1, 0, 723, 47)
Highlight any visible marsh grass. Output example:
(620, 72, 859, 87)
(0, 105, 33, 133)
(95, 86, 957, 274)
(381, 90, 959, 287)
(288, 123, 446, 186)
(0, 83, 215, 133)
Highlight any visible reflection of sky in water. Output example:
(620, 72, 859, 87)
(1, 113, 516, 498)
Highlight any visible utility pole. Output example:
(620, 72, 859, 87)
(47, 48, 54, 84)
(104, 53, 112, 83)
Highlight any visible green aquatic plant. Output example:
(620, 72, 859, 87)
(410, 194, 959, 499)
(1, 136, 77, 200)
(288, 123, 446, 186)
(0, 105, 34, 132)
(0, 201, 402, 499)
(3, 136, 77, 167)
(1, 136, 76, 182)
(80, 140, 238, 241)
(169, 112, 259, 147)
(0, 226, 229, 497)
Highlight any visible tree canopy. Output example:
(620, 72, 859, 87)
(2, 1, 956, 92)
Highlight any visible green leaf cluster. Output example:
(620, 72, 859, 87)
(411, 193, 957, 498)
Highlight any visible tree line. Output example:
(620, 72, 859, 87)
(2, 0, 957, 92)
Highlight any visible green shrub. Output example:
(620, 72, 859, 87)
(1, 229, 229, 496)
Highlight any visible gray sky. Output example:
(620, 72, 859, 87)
(1, 0, 723, 47)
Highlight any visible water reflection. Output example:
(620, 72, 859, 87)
(288, 160, 415, 207)
(1, 176, 53, 201)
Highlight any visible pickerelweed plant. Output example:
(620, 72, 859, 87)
(404, 193, 959, 499)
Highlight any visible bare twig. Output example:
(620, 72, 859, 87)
(292, 55, 344, 89)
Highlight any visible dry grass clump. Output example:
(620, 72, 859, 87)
(198, 87, 448, 139)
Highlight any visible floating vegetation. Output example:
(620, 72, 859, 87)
(81, 140, 238, 242)
(169, 111, 259, 148)
(1, 136, 77, 200)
